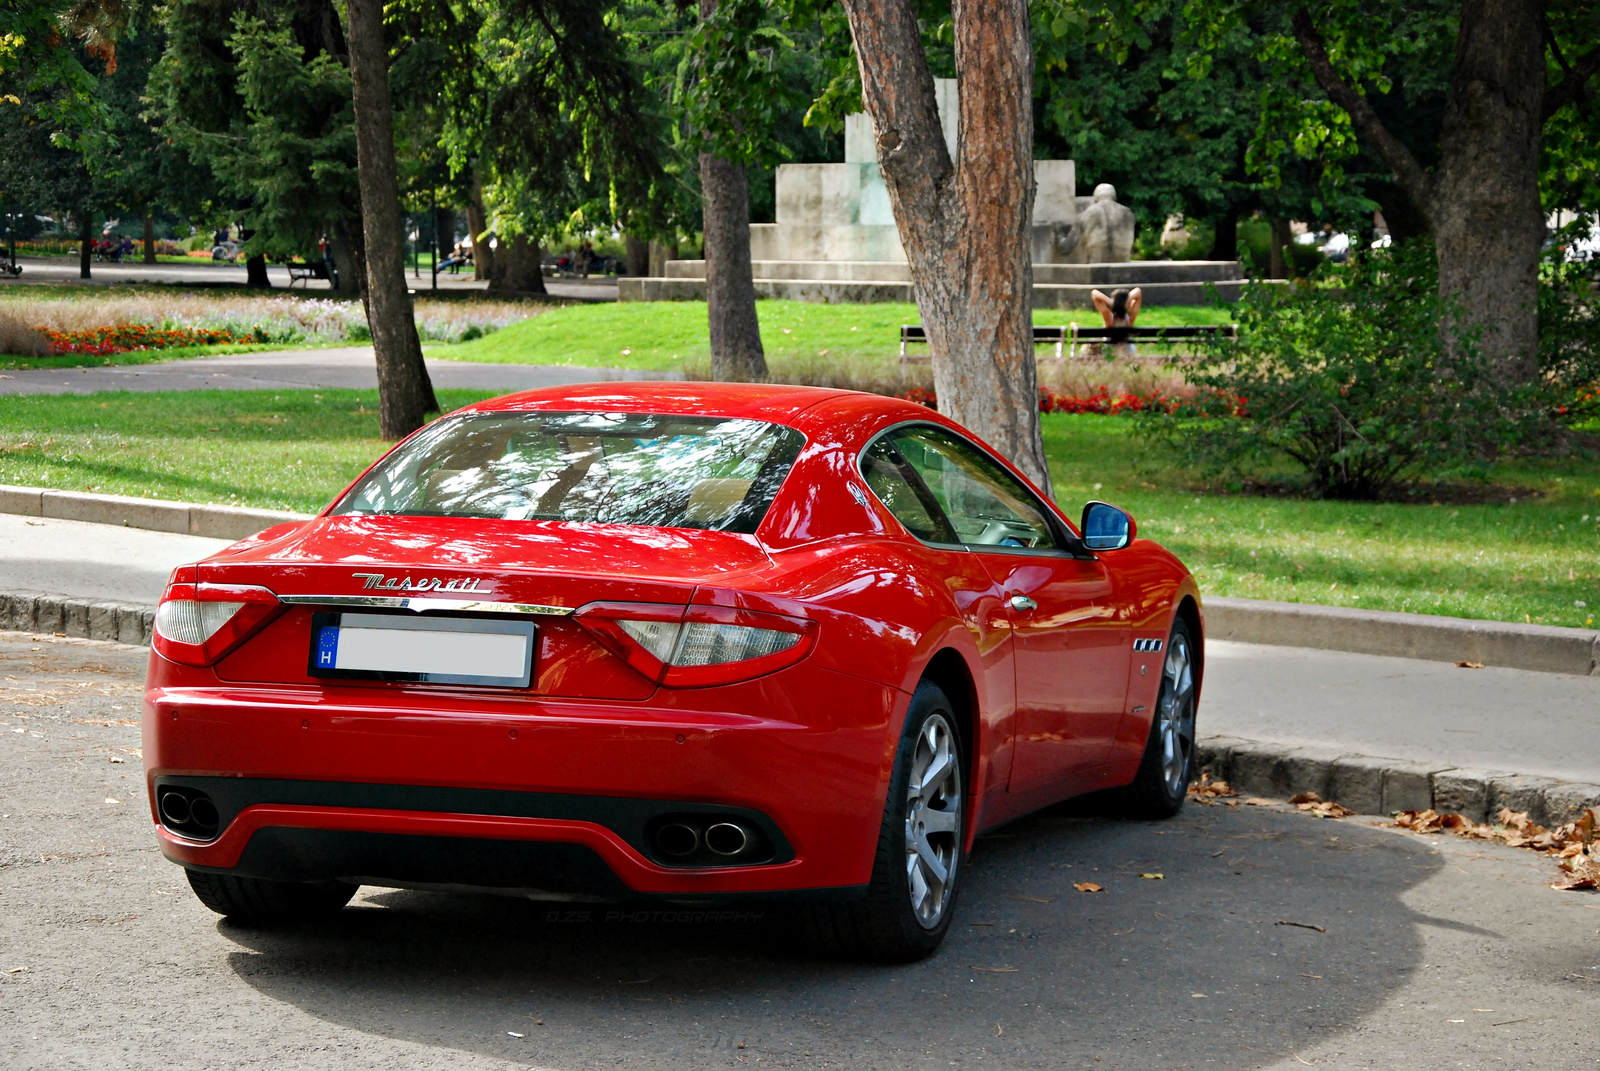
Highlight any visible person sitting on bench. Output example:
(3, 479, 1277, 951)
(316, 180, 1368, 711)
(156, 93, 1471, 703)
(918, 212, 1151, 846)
(1085, 286, 1142, 359)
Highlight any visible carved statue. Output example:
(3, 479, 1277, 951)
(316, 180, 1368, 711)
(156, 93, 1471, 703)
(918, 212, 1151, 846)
(1055, 183, 1137, 264)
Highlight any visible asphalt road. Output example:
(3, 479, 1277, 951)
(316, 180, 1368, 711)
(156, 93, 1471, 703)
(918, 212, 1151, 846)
(2, 255, 619, 300)
(2, 631, 1598, 1070)
(0, 346, 682, 397)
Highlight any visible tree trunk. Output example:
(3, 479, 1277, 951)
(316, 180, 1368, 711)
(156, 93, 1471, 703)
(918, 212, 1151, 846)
(142, 211, 156, 264)
(840, 0, 1047, 491)
(329, 222, 362, 297)
(625, 235, 649, 277)
(467, 177, 493, 282)
(79, 212, 92, 279)
(1268, 216, 1292, 280)
(699, 153, 767, 382)
(345, 0, 437, 438)
(1209, 209, 1238, 262)
(1430, 0, 1545, 385)
(490, 234, 546, 294)
(1291, 2, 1550, 386)
(648, 239, 677, 278)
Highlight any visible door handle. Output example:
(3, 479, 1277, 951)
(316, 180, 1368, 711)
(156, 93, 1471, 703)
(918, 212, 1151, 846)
(1008, 595, 1038, 612)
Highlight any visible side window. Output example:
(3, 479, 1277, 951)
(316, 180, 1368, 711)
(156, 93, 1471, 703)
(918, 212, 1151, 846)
(861, 439, 960, 544)
(886, 427, 1057, 549)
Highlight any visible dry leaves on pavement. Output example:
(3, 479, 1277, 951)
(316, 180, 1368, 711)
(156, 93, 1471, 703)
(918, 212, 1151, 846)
(1391, 806, 1598, 890)
(1289, 792, 1356, 819)
(1073, 882, 1105, 893)
(1188, 772, 1236, 799)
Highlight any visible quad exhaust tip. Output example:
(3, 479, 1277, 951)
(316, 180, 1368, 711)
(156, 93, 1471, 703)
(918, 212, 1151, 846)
(157, 787, 221, 839)
(654, 822, 700, 858)
(704, 822, 749, 857)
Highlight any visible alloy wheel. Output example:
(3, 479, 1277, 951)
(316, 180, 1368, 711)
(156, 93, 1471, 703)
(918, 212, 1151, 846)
(904, 713, 962, 929)
(1157, 632, 1197, 796)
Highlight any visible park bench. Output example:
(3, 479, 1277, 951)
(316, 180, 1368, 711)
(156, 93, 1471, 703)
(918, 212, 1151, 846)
(898, 323, 1236, 362)
(287, 260, 332, 288)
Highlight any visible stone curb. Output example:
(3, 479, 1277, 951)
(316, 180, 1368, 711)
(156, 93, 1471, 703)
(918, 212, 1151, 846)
(0, 484, 310, 542)
(1205, 596, 1600, 677)
(1195, 735, 1600, 827)
(1, 590, 155, 646)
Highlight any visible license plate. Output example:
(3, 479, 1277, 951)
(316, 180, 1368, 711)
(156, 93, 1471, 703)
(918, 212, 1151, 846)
(308, 612, 535, 687)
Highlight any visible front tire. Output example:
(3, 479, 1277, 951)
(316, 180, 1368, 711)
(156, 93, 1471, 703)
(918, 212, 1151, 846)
(804, 680, 965, 961)
(186, 870, 357, 924)
(1116, 617, 1198, 819)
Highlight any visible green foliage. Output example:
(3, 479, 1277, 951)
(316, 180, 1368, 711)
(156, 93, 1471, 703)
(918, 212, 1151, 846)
(1541, 217, 1600, 421)
(677, 0, 804, 168)
(1148, 243, 1540, 499)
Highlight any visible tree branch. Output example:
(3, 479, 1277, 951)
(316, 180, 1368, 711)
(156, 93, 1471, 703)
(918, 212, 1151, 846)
(1290, 8, 1433, 221)
(1544, 45, 1600, 120)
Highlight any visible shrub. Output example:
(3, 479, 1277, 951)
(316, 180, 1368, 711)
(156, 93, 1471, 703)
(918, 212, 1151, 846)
(1145, 241, 1539, 500)
(1540, 217, 1600, 422)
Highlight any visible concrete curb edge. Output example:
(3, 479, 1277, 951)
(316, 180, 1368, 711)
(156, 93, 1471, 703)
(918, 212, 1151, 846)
(2, 590, 154, 646)
(0, 483, 310, 542)
(1205, 596, 1600, 677)
(1195, 735, 1600, 828)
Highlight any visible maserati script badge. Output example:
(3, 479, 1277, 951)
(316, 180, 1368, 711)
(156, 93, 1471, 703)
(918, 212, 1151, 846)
(351, 572, 487, 593)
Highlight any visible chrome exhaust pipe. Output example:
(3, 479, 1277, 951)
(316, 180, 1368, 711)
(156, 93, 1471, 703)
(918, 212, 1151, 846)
(188, 796, 219, 831)
(704, 822, 749, 857)
(655, 822, 700, 858)
(159, 792, 191, 826)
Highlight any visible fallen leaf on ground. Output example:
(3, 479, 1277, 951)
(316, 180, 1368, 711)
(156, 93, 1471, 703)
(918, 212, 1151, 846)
(1188, 773, 1236, 798)
(1138, 872, 1164, 880)
(1074, 882, 1104, 893)
(1245, 797, 1276, 807)
(1113, 927, 1135, 935)
(970, 966, 1019, 973)
(1393, 807, 1600, 890)
(1300, 800, 1356, 818)
(1007, 894, 1052, 903)
(1455, 661, 1484, 669)
(1289, 792, 1323, 805)
(6, 967, 23, 974)
(1276, 920, 1327, 933)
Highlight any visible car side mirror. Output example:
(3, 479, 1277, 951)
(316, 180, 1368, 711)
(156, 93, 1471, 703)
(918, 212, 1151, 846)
(1080, 501, 1135, 551)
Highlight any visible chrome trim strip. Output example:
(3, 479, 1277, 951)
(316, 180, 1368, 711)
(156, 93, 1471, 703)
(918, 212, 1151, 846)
(277, 594, 573, 616)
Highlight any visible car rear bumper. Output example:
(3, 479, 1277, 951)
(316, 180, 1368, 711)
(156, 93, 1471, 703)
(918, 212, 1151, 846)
(144, 660, 901, 897)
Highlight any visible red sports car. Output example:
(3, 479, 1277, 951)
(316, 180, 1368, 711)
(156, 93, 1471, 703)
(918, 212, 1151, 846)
(144, 383, 1202, 960)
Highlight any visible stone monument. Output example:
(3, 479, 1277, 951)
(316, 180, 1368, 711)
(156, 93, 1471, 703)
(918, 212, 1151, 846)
(617, 79, 1250, 308)
(1058, 183, 1137, 264)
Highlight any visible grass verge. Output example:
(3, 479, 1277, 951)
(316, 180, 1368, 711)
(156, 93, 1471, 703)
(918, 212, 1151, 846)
(1, 390, 1592, 628)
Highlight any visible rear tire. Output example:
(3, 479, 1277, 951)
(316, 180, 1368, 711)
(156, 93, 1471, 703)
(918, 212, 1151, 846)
(803, 680, 965, 962)
(186, 870, 357, 924)
(1115, 616, 1198, 819)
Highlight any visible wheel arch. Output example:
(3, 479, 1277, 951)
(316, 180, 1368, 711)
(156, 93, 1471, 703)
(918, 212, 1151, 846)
(916, 646, 979, 814)
(1173, 594, 1204, 700)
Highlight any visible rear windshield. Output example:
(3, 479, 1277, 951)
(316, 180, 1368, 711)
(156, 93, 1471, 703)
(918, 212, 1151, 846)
(332, 411, 805, 533)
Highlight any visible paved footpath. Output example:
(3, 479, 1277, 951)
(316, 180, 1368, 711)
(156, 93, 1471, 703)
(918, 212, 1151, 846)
(6, 514, 1600, 789)
(2, 632, 1598, 1070)
(0, 346, 677, 397)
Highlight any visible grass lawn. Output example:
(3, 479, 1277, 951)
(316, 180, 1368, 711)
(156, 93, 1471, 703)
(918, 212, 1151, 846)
(1, 389, 1595, 629)
(433, 300, 1234, 371)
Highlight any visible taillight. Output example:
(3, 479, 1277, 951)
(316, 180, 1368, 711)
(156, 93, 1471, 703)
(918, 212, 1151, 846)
(576, 602, 816, 687)
(152, 583, 281, 666)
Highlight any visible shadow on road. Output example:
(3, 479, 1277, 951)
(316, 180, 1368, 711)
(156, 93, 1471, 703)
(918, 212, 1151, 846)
(216, 804, 1441, 1069)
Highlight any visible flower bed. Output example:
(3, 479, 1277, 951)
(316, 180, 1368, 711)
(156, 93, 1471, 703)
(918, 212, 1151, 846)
(899, 384, 1237, 416)
(40, 324, 253, 356)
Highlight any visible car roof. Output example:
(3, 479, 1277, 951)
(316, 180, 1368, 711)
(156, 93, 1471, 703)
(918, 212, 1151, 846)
(456, 382, 863, 424)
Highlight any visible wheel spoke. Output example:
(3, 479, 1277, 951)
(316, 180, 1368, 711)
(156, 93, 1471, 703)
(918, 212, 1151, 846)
(912, 831, 949, 883)
(917, 750, 955, 796)
(919, 806, 959, 835)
